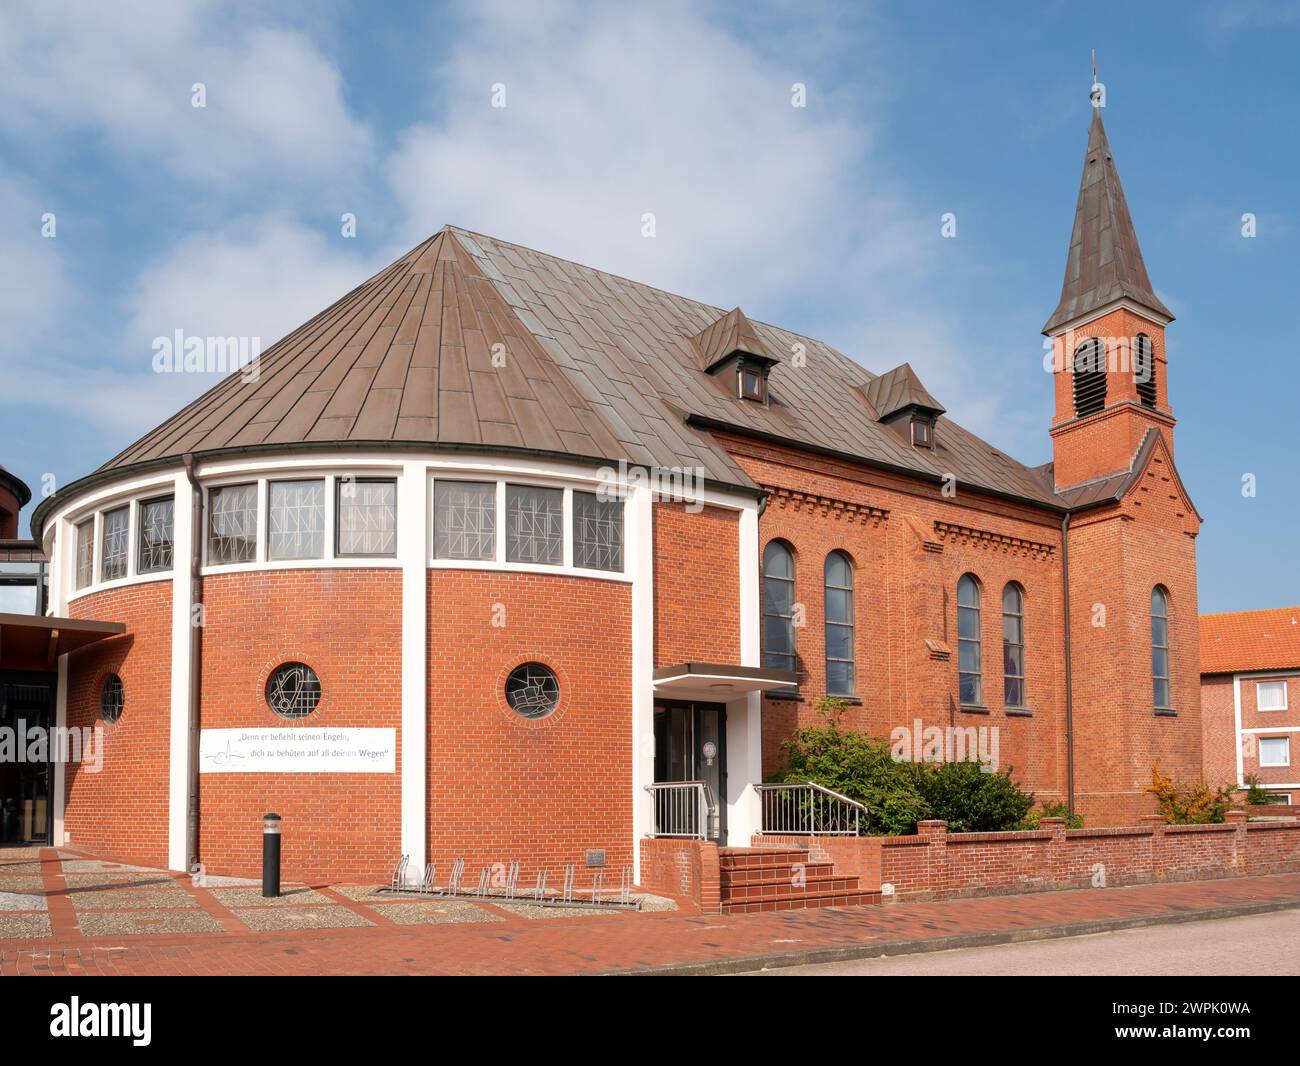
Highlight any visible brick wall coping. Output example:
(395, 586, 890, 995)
(878, 835, 924, 848)
(1064, 826, 1155, 840)
(1243, 820, 1300, 832)
(1162, 822, 1238, 835)
(946, 830, 1052, 844)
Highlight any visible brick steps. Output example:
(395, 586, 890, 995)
(717, 845, 879, 914)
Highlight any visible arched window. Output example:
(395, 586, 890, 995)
(1002, 583, 1026, 708)
(957, 574, 983, 706)
(824, 551, 855, 695)
(1072, 338, 1107, 417)
(1151, 586, 1172, 709)
(762, 541, 796, 672)
(1134, 334, 1157, 408)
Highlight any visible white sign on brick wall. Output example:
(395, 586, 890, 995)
(198, 728, 396, 774)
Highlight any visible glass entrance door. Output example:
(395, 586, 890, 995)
(0, 679, 53, 846)
(653, 700, 727, 843)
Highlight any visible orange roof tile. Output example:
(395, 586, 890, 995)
(1200, 606, 1300, 675)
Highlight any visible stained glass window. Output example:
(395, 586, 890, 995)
(100, 674, 124, 724)
(505, 662, 560, 719)
(100, 507, 129, 582)
(268, 480, 325, 560)
(75, 519, 94, 590)
(434, 481, 496, 561)
(573, 491, 623, 571)
(506, 485, 562, 565)
(208, 484, 258, 564)
(336, 478, 397, 557)
(137, 496, 175, 574)
(266, 662, 322, 719)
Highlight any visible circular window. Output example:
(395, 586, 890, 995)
(265, 662, 322, 719)
(504, 662, 560, 719)
(100, 674, 124, 724)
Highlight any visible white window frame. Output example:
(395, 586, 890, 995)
(1257, 679, 1289, 712)
(1259, 736, 1291, 768)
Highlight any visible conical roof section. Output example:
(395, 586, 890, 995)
(860, 362, 945, 421)
(691, 306, 781, 373)
(1043, 107, 1172, 334)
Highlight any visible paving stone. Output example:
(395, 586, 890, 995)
(232, 906, 373, 932)
(210, 887, 330, 908)
(366, 900, 502, 925)
(72, 889, 197, 911)
(76, 910, 224, 937)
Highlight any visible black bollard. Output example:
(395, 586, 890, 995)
(262, 813, 282, 898)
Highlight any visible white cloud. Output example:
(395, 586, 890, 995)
(0, 1, 372, 187)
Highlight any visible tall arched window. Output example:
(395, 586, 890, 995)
(762, 541, 796, 672)
(824, 551, 855, 696)
(1152, 585, 1172, 709)
(1072, 338, 1107, 417)
(1002, 583, 1026, 708)
(957, 574, 983, 706)
(1134, 333, 1157, 408)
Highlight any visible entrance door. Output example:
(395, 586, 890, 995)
(0, 678, 54, 846)
(653, 700, 727, 843)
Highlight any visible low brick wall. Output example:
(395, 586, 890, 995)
(756, 812, 1300, 902)
(639, 838, 720, 913)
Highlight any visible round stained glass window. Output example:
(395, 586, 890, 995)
(100, 674, 124, 724)
(505, 662, 560, 719)
(266, 662, 322, 719)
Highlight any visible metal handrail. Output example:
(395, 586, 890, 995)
(646, 780, 716, 839)
(755, 780, 867, 836)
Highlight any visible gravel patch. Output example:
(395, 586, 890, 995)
(0, 890, 48, 912)
(63, 873, 176, 889)
(233, 906, 372, 932)
(191, 874, 259, 888)
(0, 876, 47, 892)
(367, 900, 503, 925)
(59, 859, 160, 874)
(330, 884, 389, 901)
(492, 903, 610, 920)
(71, 889, 197, 910)
(210, 886, 329, 908)
(0, 913, 52, 938)
(631, 893, 677, 913)
(77, 910, 224, 937)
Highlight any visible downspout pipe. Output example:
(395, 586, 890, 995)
(1061, 510, 1075, 816)
(182, 454, 204, 871)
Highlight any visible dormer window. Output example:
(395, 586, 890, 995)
(911, 416, 933, 448)
(739, 362, 766, 403)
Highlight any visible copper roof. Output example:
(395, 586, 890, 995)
(860, 362, 945, 420)
(1043, 108, 1173, 334)
(1201, 607, 1300, 675)
(692, 307, 781, 373)
(92, 225, 1074, 510)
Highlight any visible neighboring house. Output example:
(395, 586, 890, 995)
(3, 91, 1204, 881)
(1202, 607, 1300, 806)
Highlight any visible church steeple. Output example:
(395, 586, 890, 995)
(1043, 105, 1172, 335)
(1045, 89, 1177, 491)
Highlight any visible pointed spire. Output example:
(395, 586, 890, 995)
(1043, 98, 1173, 334)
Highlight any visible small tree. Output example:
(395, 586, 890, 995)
(1145, 763, 1236, 824)
(1244, 774, 1271, 806)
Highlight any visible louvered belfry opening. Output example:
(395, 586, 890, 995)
(1072, 338, 1107, 418)
(1134, 333, 1157, 408)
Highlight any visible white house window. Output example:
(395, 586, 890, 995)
(75, 519, 94, 590)
(1259, 736, 1290, 768)
(434, 481, 496, 560)
(506, 485, 563, 564)
(1257, 680, 1288, 712)
(336, 478, 397, 557)
(573, 491, 623, 572)
(100, 506, 129, 582)
(208, 483, 258, 564)
(137, 496, 175, 574)
(268, 479, 325, 560)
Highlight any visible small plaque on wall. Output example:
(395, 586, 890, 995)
(199, 728, 396, 774)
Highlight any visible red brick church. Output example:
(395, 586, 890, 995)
(5, 94, 1200, 883)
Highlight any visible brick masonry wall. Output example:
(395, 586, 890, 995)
(197, 569, 402, 882)
(638, 837, 721, 911)
(719, 434, 1068, 811)
(426, 570, 633, 882)
(65, 580, 173, 867)
(653, 501, 739, 667)
(841, 813, 1300, 900)
(1201, 674, 1238, 790)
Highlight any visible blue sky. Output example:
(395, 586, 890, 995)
(1, 0, 1297, 612)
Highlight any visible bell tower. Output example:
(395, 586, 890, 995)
(1045, 90, 1176, 491)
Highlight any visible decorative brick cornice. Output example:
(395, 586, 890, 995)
(933, 521, 1056, 560)
(761, 485, 888, 525)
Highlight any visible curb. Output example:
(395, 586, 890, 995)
(605, 896, 1300, 976)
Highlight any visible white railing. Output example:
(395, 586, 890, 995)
(646, 780, 716, 839)
(755, 781, 867, 836)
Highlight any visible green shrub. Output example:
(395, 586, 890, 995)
(1019, 799, 1084, 830)
(1244, 775, 1271, 806)
(913, 759, 1035, 833)
(774, 697, 1037, 835)
(1145, 763, 1236, 824)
